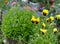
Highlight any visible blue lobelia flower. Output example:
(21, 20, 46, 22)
(37, 11, 42, 16)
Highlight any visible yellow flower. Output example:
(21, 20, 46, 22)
(42, 23, 46, 28)
(53, 28, 58, 34)
(56, 15, 60, 20)
(49, 16, 54, 21)
(46, 16, 54, 22)
(31, 16, 36, 23)
(42, 9, 49, 16)
(46, 18, 49, 22)
(31, 16, 40, 24)
(40, 29, 47, 35)
(35, 17, 40, 24)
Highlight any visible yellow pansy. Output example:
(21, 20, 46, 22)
(53, 28, 58, 34)
(56, 15, 60, 20)
(31, 16, 40, 24)
(40, 29, 47, 35)
(49, 16, 54, 21)
(46, 18, 49, 22)
(42, 9, 49, 16)
(42, 23, 46, 28)
(31, 16, 36, 23)
(35, 17, 40, 24)
(46, 16, 54, 22)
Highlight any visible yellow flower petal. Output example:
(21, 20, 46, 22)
(36, 17, 40, 22)
(53, 28, 58, 32)
(31, 16, 36, 21)
(40, 29, 47, 35)
(42, 23, 46, 28)
(56, 15, 60, 20)
(42, 9, 49, 16)
(49, 16, 54, 21)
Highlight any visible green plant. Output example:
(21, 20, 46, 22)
(2, 6, 39, 43)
